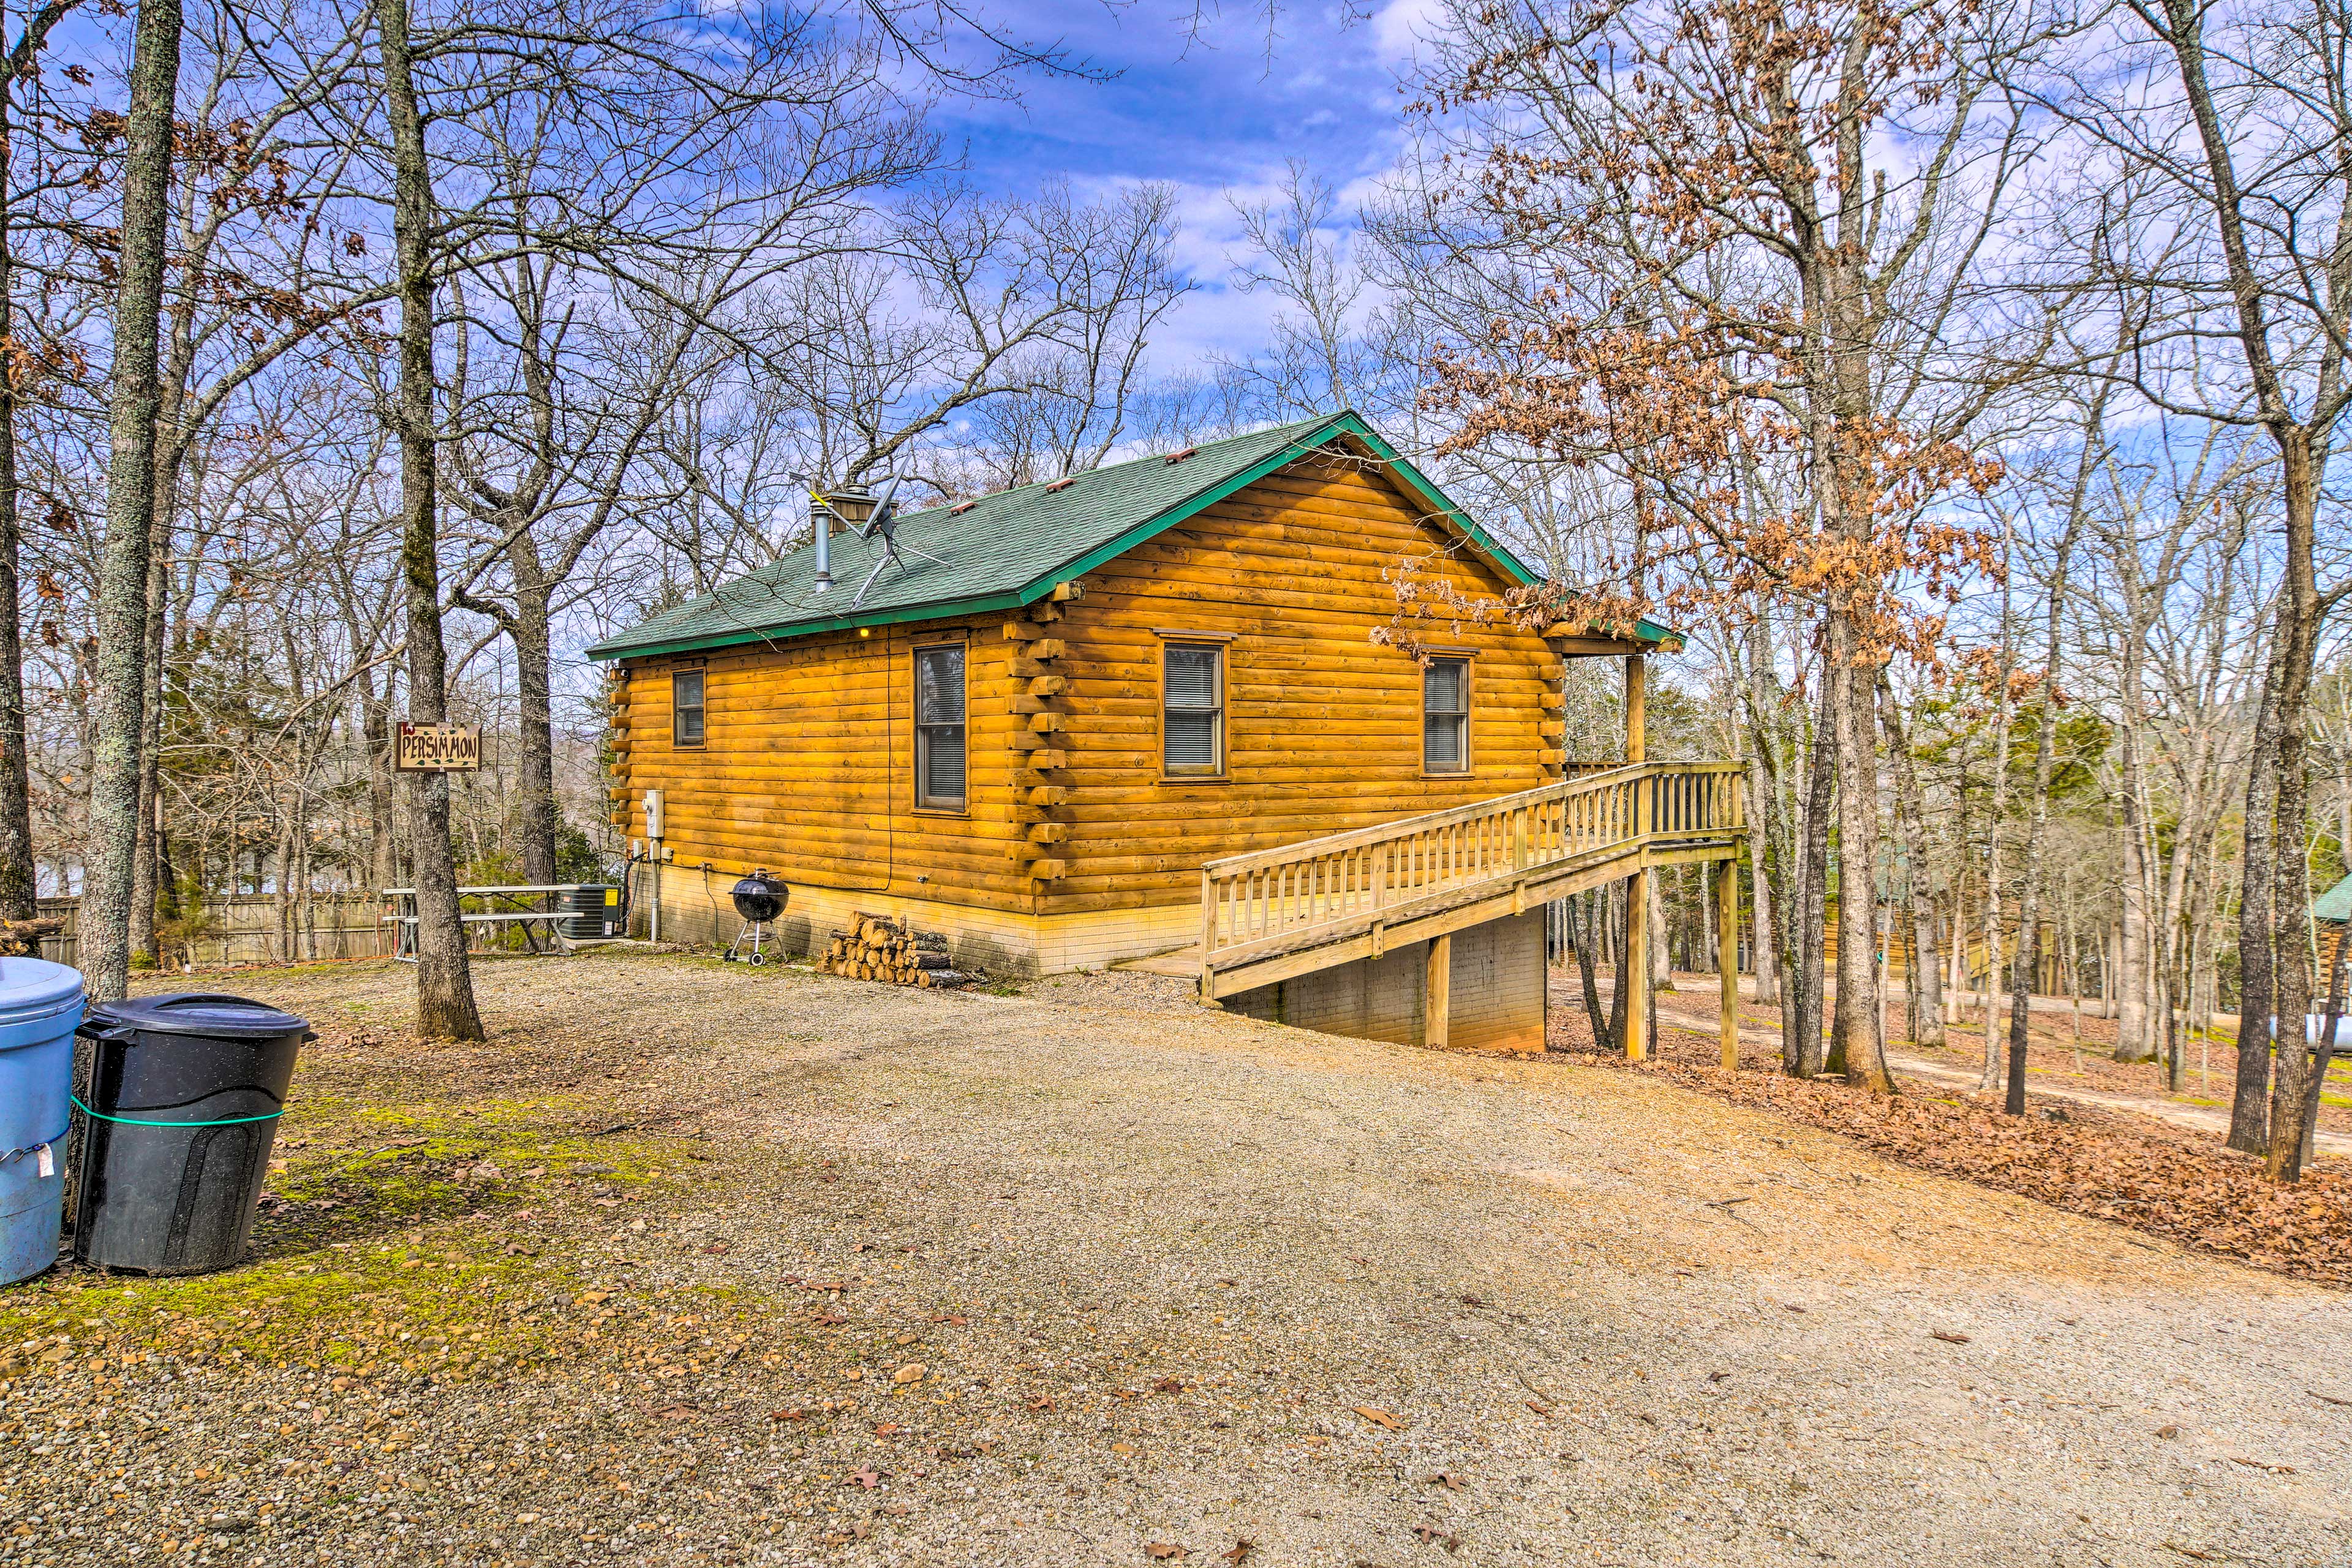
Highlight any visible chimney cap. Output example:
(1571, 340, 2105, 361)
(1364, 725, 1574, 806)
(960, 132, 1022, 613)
(823, 484, 878, 525)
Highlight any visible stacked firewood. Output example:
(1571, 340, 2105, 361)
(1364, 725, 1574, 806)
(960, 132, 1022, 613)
(816, 913, 976, 989)
(0, 917, 61, 958)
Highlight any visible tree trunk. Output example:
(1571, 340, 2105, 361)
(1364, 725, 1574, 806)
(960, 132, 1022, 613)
(380, 0, 483, 1041)
(1567, 893, 1608, 1050)
(1785, 671, 1833, 1078)
(1606, 883, 1629, 1054)
(2228, 635, 2283, 1152)
(1828, 628, 1892, 1092)
(2006, 521, 2078, 1114)
(361, 678, 396, 891)
(2261, 431, 2323, 1180)
(82, 0, 181, 1002)
(1744, 619, 1781, 1005)
(512, 578, 558, 884)
(1880, 674, 1942, 1046)
(0, 15, 54, 923)
(127, 459, 175, 967)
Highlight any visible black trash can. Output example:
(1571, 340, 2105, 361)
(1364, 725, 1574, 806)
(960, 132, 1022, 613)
(72, 993, 311, 1275)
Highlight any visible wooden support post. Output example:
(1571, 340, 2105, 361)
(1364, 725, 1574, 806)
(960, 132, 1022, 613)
(1199, 867, 1218, 1005)
(1425, 933, 1452, 1049)
(1625, 868, 1648, 1061)
(1717, 856, 1740, 1071)
(1624, 653, 1648, 1061)
(1625, 653, 1646, 764)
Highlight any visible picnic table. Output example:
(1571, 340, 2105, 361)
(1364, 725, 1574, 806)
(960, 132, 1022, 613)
(380, 884, 619, 961)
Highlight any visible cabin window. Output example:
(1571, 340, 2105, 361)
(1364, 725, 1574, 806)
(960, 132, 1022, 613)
(914, 644, 967, 810)
(1422, 657, 1470, 774)
(672, 669, 706, 748)
(1163, 643, 1225, 777)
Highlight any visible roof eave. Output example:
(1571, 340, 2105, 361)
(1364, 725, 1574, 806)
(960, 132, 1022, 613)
(585, 585, 1039, 662)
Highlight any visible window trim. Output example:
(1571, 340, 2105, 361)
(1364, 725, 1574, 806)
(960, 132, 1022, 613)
(1420, 654, 1473, 777)
(1157, 636, 1229, 782)
(671, 668, 706, 750)
(911, 639, 969, 815)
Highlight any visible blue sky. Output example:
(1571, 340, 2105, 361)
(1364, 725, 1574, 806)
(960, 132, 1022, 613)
(925, 1, 1437, 363)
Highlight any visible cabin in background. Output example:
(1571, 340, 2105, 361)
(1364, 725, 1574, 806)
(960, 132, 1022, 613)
(591, 411, 1738, 1056)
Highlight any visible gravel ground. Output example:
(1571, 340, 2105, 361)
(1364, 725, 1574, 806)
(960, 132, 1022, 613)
(4, 951, 2348, 1568)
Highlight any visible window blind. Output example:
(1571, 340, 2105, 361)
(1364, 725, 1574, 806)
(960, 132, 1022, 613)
(673, 671, 705, 747)
(915, 646, 966, 806)
(1423, 658, 1468, 772)
(1164, 644, 1222, 774)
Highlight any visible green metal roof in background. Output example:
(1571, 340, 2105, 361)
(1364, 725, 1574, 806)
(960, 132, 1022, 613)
(2317, 872, 2352, 924)
(587, 412, 1556, 662)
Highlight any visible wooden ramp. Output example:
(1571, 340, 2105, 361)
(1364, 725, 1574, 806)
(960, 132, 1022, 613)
(1196, 762, 1744, 1002)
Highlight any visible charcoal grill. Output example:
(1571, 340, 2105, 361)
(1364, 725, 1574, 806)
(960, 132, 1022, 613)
(723, 871, 789, 965)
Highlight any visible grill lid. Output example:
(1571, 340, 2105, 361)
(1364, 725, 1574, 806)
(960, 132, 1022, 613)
(730, 873, 788, 923)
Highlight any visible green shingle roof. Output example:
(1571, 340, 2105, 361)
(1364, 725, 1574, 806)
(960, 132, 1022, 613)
(2318, 873, 2352, 924)
(586, 411, 1544, 662)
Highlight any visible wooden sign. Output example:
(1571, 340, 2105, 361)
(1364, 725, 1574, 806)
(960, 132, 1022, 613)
(394, 722, 481, 772)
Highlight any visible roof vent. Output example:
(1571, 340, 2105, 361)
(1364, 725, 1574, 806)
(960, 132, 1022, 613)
(1163, 447, 1198, 464)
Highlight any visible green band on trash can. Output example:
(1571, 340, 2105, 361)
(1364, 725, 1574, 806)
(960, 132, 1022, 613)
(69, 1093, 285, 1128)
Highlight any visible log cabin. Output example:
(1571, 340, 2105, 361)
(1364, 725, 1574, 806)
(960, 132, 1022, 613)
(589, 410, 1745, 1055)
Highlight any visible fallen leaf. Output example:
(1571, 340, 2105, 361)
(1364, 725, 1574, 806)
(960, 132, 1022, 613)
(769, 1409, 806, 1422)
(1430, 1471, 1467, 1491)
(844, 1466, 883, 1490)
(1111, 1442, 1136, 1455)
(873, 1423, 903, 1437)
(1144, 1545, 1187, 1561)
(2157, 1424, 2179, 1438)
(843, 1368, 864, 1382)
(1352, 1405, 1404, 1431)
(1219, 1542, 1254, 1564)
(932, 1314, 968, 1325)
(1027, 1396, 1055, 1412)
(892, 1363, 926, 1384)
(1152, 1377, 1184, 1394)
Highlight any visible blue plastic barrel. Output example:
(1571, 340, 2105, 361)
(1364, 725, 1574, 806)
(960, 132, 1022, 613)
(0, 957, 85, 1286)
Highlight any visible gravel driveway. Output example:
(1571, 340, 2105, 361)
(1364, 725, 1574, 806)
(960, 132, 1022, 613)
(5, 952, 2346, 1567)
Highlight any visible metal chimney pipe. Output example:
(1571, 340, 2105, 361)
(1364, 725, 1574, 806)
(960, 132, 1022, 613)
(812, 486, 832, 592)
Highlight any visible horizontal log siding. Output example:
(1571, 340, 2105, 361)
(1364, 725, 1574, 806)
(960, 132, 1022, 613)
(1044, 456, 1560, 914)
(612, 620, 1036, 913)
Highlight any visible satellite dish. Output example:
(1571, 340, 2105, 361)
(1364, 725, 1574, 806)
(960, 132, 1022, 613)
(849, 473, 943, 609)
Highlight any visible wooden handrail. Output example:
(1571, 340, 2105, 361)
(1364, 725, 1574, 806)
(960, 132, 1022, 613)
(1199, 761, 1738, 878)
(1200, 761, 1744, 974)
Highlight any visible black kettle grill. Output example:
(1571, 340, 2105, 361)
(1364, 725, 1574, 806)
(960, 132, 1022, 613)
(723, 871, 788, 965)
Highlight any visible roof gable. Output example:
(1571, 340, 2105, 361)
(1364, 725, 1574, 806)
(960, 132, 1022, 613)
(586, 412, 1540, 662)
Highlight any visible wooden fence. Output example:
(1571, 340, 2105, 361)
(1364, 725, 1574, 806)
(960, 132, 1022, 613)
(34, 894, 393, 970)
